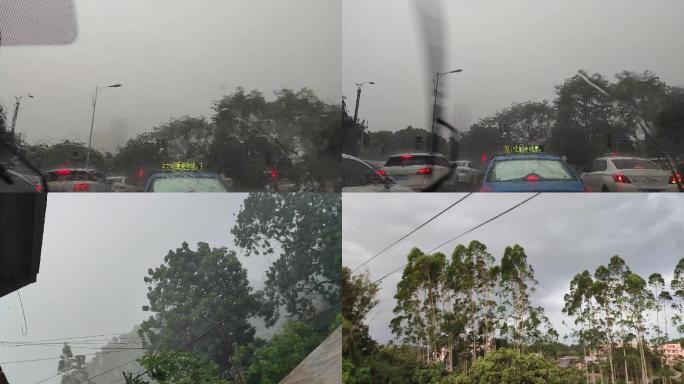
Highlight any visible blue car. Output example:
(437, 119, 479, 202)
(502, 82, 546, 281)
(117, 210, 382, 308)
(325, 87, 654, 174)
(480, 154, 585, 192)
(144, 171, 232, 192)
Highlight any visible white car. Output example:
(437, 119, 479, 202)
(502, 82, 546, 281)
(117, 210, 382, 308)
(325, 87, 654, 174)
(581, 156, 679, 192)
(379, 153, 455, 191)
(46, 168, 111, 192)
(451, 160, 482, 185)
(342, 154, 413, 192)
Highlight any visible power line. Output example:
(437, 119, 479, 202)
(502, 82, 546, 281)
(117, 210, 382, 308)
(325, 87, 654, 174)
(1, 349, 133, 365)
(92, 323, 221, 384)
(370, 193, 540, 286)
(351, 193, 472, 273)
(1, 332, 124, 344)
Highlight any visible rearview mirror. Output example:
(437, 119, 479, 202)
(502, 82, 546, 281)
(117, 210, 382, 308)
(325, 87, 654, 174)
(0, 0, 77, 46)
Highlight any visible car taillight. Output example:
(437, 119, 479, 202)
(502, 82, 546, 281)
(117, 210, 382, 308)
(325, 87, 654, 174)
(526, 174, 539, 183)
(377, 169, 386, 176)
(670, 172, 682, 184)
(400, 154, 414, 160)
(416, 167, 433, 175)
(55, 169, 71, 176)
(73, 183, 90, 192)
(612, 174, 631, 184)
(35, 184, 44, 192)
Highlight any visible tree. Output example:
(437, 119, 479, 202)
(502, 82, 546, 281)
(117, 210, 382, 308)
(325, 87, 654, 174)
(139, 242, 262, 373)
(459, 348, 584, 384)
(550, 73, 620, 167)
(475, 101, 555, 146)
(342, 266, 379, 361)
(240, 321, 326, 384)
(231, 193, 341, 324)
(57, 343, 93, 384)
(128, 351, 229, 384)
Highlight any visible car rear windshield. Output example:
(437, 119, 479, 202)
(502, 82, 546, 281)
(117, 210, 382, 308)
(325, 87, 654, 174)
(385, 155, 447, 167)
(487, 159, 576, 182)
(150, 177, 227, 192)
(612, 159, 658, 170)
(47, 170, 92, 182)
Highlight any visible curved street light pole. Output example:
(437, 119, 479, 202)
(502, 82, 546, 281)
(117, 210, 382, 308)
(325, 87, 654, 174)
(10, 93, 34, 134)
(353, 81, 375, 123)
(430, 69, 462, 149)
(85, 83, 122, 170)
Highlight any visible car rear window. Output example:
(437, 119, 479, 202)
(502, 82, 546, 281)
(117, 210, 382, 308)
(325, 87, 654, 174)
(150, 176, 227, 192)
(487, 159, 576, 181)
(47, 170, 89, 182)
(612, 159, 658, 170)
(385, 155, 448, 167)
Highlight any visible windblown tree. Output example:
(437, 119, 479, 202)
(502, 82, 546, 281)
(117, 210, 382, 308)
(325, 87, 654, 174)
(231, 193, 341, 326)
(138, 242, 262, 373)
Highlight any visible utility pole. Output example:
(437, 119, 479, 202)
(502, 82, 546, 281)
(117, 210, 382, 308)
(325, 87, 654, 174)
(217, 325, 246, 384)
(430, 69, 462, 152)
(85, 83, 122, 170)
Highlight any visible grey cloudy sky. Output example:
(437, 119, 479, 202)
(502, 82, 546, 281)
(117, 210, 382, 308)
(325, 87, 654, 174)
(0, 193, 279, 384)
(343, 193, 684, 345)
(0, 0, 341, 148)
(343, 0, 684, 133)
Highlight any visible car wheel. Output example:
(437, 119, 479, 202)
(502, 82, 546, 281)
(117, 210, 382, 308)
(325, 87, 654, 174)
(601, 185, 610, 192)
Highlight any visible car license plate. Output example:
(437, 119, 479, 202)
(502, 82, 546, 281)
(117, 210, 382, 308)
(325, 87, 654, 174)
(392, 175, 408, 181)
(632, 177, 657, 183)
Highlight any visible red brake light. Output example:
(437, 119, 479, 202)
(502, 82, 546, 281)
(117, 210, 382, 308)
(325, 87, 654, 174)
(73, 183, 90, 192)
(400, 154, 414, 161)
(35, 184, 44, 192)
(55, 169, 71, 176)
(416, 167, 433, 175)
(481, 153, 488, 163)
(376, 169, 386, 176)
(612, 174, 631, 184)
(669, 173, 682, 184)
(526, 174, 539, 183)
(137, 168, 145, 178)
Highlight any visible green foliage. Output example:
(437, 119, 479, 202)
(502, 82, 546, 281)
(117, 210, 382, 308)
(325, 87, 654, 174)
(139, 242, 261, 372)
(360, 126, 450, 161)
(232, 193, 341, 324)
(240, 321, 326, 384)
(57, 343, 93, 384)
(342, 266, 379, 361)
(133, 351, 228, 384)
(462, 349, 584, 384)
(342, 358, 372, 384)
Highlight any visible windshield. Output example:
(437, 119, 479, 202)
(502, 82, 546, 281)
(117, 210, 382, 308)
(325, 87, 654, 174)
(612, 159, 659, 170)
(487, 159, 576, 181)
(149, 176, 227, 192)
(0, 0, 340, 192)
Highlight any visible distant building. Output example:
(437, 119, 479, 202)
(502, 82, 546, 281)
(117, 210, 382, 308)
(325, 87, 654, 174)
(661, 343, 684, 365)
(558, 355, 584, 369)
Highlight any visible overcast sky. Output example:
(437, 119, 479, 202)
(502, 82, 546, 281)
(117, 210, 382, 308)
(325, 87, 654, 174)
(0, 193, 280, 384)
(0, 0, 341, 149)
(343, 0, 684, 133)
(343, 193, 684, 345)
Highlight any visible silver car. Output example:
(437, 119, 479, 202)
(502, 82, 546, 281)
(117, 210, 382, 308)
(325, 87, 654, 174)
(379, 153, 456, 191)
(581, 156, 679, 192)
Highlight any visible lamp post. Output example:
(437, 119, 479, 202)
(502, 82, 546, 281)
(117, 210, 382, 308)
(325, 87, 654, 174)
(353, 81, 375, 123)
(10, 93, 34, 134)
(430, 69, 462, 147)
(85, 83, 122, 170)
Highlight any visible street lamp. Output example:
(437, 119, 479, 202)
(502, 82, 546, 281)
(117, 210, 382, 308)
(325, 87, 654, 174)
(10, 93, 34, 134)
(353, 81, 375, 123)
(85, 83, 122, 170)
(431, 69, 462, 146)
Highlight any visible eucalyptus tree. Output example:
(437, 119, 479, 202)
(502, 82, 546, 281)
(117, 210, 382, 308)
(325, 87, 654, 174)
(391, 247, 448, 365)
(670, 258, 684, 334)
(563, 270, 595, 384)
(591, 265, 616, 384)
(648, 273, 667, 342)
(624, 272, 654, 383)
